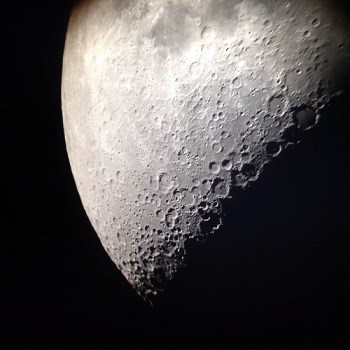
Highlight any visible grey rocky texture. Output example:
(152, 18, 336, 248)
(62, 0, 349, 299)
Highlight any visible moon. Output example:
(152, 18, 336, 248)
(62, 0, 349, 299)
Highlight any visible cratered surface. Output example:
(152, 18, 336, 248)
(62, 0, 349, 299)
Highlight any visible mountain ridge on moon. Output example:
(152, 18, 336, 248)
(62, 0, 349, 299)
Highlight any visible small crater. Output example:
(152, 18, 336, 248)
(209, 162, 220, 175)
(241, 163, 256, 178)
(293, 106, 317, 130)
(212, 178, 229, 198)
(282, 125, 302, 143)
(266, 141, 281, 156)
(268, 95, 288, 116)
(201, 26, 215, 42)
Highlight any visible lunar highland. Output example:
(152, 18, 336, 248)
(62, 0, 349, 298)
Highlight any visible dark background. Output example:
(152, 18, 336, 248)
(1, 1, 349, 349)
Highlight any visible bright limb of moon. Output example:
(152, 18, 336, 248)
(62, 0, 349, 299)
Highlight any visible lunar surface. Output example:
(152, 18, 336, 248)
(62, 0, 349, 299)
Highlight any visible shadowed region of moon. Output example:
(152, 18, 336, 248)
(62, 0, 349, 299)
